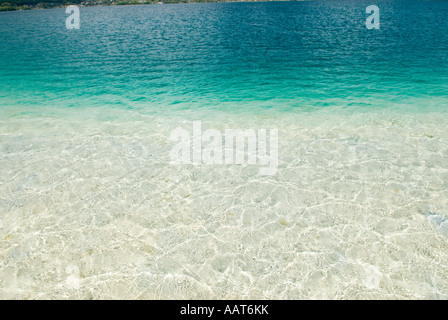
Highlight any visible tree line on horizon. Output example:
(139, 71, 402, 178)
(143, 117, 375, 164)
(0, 0, 261, 11)
(1, 0, 77, 11)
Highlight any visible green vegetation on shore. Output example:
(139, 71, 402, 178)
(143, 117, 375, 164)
(0, 0, 282, 12)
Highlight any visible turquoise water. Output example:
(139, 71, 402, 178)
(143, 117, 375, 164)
(1, 1, 448, 114)
(1, 1, 448, 299)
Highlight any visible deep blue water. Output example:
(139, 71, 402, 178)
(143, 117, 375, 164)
(0, 1, 447, 114)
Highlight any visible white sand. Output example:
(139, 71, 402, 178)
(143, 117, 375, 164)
(1, 106, 447, 299)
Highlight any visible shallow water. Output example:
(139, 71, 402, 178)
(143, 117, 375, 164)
(1, 1, 448, 299)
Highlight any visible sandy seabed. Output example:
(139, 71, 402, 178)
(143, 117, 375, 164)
(1, 106, 448, 299)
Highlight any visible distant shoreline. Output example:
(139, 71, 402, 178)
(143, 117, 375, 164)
(0, 0, 302, 12)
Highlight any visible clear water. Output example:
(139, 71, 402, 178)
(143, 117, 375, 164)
(1, 1, 448, 299)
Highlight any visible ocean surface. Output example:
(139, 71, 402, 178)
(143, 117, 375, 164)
(1, 0, 448, 299)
